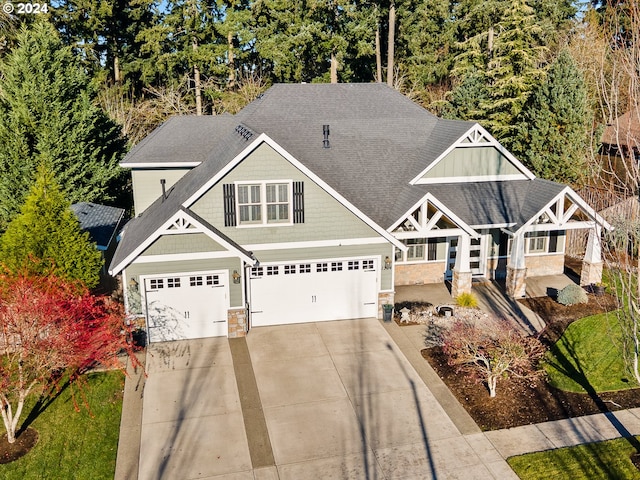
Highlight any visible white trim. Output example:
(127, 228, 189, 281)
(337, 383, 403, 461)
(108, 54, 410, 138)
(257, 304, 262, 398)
(133, 251, 238, 264)
(471, 223, 515, 229)
(393, 229, 464, 239)
(181, 134, 405, 251)
(109, 209, 254, 275)
(389, 192, 478, 238)
(409, 124, 535, 185)
(121, 162, 201, 168)
(245, 237, 389, 251)
(414, 174, 528, 185)
(515, 187, 612, 235)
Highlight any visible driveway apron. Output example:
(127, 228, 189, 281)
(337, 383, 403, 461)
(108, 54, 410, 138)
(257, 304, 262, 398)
(137, 319, 516, 479)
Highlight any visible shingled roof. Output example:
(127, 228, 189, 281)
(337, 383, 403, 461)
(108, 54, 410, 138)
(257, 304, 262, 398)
(110, 83, 572, 274)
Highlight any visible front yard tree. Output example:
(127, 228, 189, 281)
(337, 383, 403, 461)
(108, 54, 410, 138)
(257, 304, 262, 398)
(442, 320, 545, 397)
(0, 271, 135, 444)
(0, 19, 127, 230)
(0, 164, 103, 289)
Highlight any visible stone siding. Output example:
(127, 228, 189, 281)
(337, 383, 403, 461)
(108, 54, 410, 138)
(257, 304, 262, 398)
(580, 261, 603, 286)
(378, 291, 395, 320)
(394, 262, 447, 286)
(451, 271, 472, 297)
(228, 308, 247, 338)
(525, 254, 564, 277)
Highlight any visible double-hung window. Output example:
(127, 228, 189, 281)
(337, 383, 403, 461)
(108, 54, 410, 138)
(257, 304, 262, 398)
(237, 182, 291, 226)
(527, 232, 547, 254)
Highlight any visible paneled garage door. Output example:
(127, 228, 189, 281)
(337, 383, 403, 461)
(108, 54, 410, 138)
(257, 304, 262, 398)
(249, 258, 378, 327)
(144, 272, 229, 342)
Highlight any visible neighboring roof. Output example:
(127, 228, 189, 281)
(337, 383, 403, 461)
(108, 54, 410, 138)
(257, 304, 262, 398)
(601, 107, 640, 151)
(71, 202, 125, 249)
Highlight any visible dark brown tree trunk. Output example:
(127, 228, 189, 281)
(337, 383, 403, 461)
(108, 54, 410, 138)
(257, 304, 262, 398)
(387, 1, 396, 87)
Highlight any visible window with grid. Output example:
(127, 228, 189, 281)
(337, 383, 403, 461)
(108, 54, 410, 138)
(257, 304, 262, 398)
(266, 266, 279, 276)
(316, 263, 328, 272)
(190, 276, 203, 286)
(266, 183, 289, 223)
(406, 238, 426, 260)
(528, 233, 547, 253)
(238, 184, 262, 224)
(206, 275, 220, 285)
(284, 265, 296, 274)
(299, 264, 311, 273)
(149, 279, 163, 289)
(362, 260, 374, 270)
(347, 261, 360, 270)
(167, 278, 181, 288)
(331, 262, 343, 271)
(251, 266, 264, 277)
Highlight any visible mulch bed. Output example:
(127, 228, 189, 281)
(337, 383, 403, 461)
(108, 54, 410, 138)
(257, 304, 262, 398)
(0, 427, 38, 464)
(421, 293, 640, 431)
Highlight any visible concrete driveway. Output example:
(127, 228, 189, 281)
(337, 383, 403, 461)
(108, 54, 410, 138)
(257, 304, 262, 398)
(137, 318, 515, 479)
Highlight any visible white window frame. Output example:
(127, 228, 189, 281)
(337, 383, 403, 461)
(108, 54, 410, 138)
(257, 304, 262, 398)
(396, 238, 445, 264)
(526, 232, 548, 254)
(236, 181, 293, 227)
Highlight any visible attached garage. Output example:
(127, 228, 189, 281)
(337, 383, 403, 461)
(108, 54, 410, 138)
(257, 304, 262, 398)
(249, 258, 379, 327)
(143, 272, 229, 342)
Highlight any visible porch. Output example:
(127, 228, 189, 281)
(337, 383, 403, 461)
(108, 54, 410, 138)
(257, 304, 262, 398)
(394, 270, 579, 335)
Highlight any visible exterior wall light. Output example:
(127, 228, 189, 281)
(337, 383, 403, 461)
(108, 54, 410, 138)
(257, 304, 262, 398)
(384, 256, 392, 270)
(232, 270, 241, 284)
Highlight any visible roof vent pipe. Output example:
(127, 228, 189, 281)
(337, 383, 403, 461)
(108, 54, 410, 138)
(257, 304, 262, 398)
(160, 178, 167, 200)
(323, 124, 330, 148)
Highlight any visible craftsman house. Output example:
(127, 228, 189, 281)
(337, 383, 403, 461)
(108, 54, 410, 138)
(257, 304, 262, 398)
(109, 83, 609, 343)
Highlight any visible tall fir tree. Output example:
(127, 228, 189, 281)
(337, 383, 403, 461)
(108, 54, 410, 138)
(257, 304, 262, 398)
(511, 49, 591, 185)
(0, 164, 104, 289)
(0, 19, 127, 230)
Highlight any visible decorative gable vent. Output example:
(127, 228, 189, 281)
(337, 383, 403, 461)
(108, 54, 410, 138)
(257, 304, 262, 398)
(235, 124, 253, 140)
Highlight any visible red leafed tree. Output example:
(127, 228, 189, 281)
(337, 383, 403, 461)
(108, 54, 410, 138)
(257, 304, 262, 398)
(0, 270, 136, 444)
(441, 320, 545, 398)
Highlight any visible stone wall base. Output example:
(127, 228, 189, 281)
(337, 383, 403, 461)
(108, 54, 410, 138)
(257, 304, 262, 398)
(378, 291, 395, 320)
(506, 266, 527, 298)
(394, 262, 446, 286)
(228, 308, 247, 338)
(451, 270, 472, 298)
(580, 261, 603, 286)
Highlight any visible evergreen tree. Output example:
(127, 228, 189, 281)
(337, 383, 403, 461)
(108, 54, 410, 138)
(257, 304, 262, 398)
(0, 164, 103, 289)
(441, 69, 491, 121)
(512, 49, 591, 185)
(0, 20, 127, 230)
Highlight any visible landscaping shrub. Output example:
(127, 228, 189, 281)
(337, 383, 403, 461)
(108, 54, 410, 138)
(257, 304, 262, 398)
(557, 283, 588, 306)
(455, 292, 478, 308)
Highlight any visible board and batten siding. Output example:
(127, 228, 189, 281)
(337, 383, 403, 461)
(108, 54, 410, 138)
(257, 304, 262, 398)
(132, 168, 192, 215)
(421, 147, 526, 180)
(190, 143, 382, 244)
(126, 256, 244, 309)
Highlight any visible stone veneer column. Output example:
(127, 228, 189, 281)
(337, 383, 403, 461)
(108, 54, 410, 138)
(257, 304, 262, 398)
(227, 308, 247, 338)
(378, 291, 395, 319)
(506, 266, 527, 298)
(580, 225, 603, 286)
(451, 270, 472, 298)
(506, 231, 527, 298)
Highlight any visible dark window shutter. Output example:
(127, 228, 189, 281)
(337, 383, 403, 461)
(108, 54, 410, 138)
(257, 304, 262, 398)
(293, 181, 304, 224)
(549, 230, 561, 253)
(223, 184, 236, 226)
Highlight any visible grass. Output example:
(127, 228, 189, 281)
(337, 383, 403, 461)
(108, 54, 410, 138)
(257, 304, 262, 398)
(0, 371, 125, 480)
(508, 436, 640, 480)
(544, 310, 638, 393)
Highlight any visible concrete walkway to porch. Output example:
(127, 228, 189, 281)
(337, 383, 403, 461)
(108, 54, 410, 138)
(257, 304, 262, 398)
(395, 273, 577, 335)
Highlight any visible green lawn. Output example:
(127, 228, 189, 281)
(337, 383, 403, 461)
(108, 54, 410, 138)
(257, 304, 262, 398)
(544, 311, 638, 392)
(508, 437, 640, 480)
(0, 371, 125, 480)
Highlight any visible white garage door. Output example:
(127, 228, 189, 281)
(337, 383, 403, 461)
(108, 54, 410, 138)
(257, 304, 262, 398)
(249, 258, 378, 327)
(144, 272, 229, 342)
